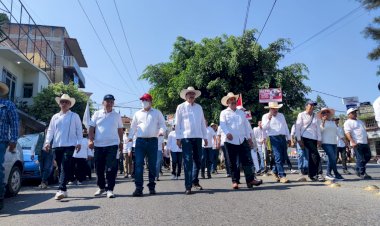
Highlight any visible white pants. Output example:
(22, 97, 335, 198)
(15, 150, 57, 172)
(251, 148, 260, 173)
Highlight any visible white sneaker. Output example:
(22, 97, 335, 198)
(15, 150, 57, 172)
(77, 181, 83, 185)
(94, 188, 106, 196)
(67, 181, 74, 185)
(54, 190, 67, 200)
(290, 169, 299, 174)
(171, 175, 176, 180)
(107, 190, 115, 198)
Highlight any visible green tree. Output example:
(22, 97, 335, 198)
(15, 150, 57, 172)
(315, 95, 327, 110)
(30, 82, 90, 123)
(359, 0, 380, 75)
(141, 30, 311, 124)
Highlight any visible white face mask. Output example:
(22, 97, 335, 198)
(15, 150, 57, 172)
(141, 101, 151, 109)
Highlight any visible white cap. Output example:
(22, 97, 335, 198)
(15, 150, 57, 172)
(346, 108, 358, 115)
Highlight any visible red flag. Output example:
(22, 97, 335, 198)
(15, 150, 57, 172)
(237, 94, 243, 107)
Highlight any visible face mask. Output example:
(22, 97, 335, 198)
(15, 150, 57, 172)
(142, 101, 151, 108)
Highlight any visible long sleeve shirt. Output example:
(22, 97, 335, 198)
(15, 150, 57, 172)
(167, 131, 181, 152)
(203, 127, 216, 148)
(45, 110, 83, 148)
(261, 112, 290, 140)
(253, 127, 266, 145)
(374, 96, 380, 127)
(175, 102, 207, 139)
(220, 107, 252, 145)
(128, 108, 166, 139)
(0, 99, 19, 143)
(295, 111, 321, 141)
(320, 120, 342, 145)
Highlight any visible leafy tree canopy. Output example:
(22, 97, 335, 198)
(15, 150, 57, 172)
(30, 82, 90, 123)
(359, 0, 380, 75)
(141, 30, 311, 125)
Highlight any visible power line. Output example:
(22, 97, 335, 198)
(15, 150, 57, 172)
(311, 89, 343, 99)
(256, 0, 277, 42)
(292, 5, 363, 51)
(76, 0, 136, 94)
(94, 0, 143, 94)
(112, 0, 146, 93)
(242, 0, 252, 34)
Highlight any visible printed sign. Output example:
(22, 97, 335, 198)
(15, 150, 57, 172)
(342, 96, 359, 109)
(259, 88, 282, 103)
(245, 110, 252, 120)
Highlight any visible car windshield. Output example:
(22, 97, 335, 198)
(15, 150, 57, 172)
(18, 134, 39, 149)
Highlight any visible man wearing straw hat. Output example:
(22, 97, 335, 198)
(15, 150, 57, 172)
(175, 87, 208, 195)
(45, 94, 83, 200)
(0, 81, 19, 210)
(261, 102, 291, 183)
(220, 92, 262, 189)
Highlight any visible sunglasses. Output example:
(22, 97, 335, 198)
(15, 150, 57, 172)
(60, 100, 70, 104)
(321, 111, 329, 115)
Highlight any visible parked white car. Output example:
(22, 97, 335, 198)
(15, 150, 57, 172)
(3, 143, 23, 197)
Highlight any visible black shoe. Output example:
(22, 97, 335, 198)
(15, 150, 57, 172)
(149, 189, 156, 195)
(207, 175, 212, 179)
(132, 190, 143, 197)
(342, 169, 352, 175)
(156, 177, 160, 181)
(185, 189, 192, 195)
(363, 173, 372, 180)
(355, 171, 361, 178)
(192, 183, 203, 190)
(0, 199, 3, 210)
(201, 173, 205, 179)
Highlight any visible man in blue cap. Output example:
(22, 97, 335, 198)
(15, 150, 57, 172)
(89, 94, 124, 198)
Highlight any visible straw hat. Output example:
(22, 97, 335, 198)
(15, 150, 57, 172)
(55, 94, 76, 108)
(317, 107, 335, 119)
(180, 87, 201, 100)
(221, 92, 239, 107)
(264, 102, 283, 109)
(0, 82, 9, 96)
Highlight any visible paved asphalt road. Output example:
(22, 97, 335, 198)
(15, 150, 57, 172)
(1, 164, 380, 226)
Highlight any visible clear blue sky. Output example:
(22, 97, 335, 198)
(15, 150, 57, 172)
(17, 0, 380, 117)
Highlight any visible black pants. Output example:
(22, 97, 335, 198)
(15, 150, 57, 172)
(72, 158, 88, 182)
(224, 140, 255, 184)
(55, 146, 75, 192)
(171, 152, 183, 176)
(302, 137, 320, 179)
(354, 144, 371, 175)
(336, 147, 348, 170)
(94, 145, 118, 191)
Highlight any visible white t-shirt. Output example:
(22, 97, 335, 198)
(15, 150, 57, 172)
(89, 109, 123, 147)
(73, 138, 94, 159)
(158, 136, 164, 151)
(344, 119, 368, 145)
(217, 126, 226, 146)
(336, 127, 346, 148)
(203, 126, 216, 148)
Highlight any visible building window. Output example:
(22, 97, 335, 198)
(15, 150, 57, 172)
(23, 83, 33, 98)
(1, 68, 17, 102)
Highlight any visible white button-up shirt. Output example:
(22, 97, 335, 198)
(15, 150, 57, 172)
(45, 111, 83, 148)
(261, 112, 290, 140)
(175, 102, 207, 139)
(203, 126, 216, 148)
(217, 126, 226, 146)
(220, 107, 252, 145)
(128, 108, 166, 139)
(253, 127, 266, 145)
(295, 111, 321, 141)
(167, 131, 182, 152)
(344, 119, 368, 145)
(337, 126, 346, 148)
(374, 96, 380, 127)
(89, 109, 123, 147)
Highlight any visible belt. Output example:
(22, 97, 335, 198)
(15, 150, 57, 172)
(270, 135, 286, 138)
(137, 137, 158, 140)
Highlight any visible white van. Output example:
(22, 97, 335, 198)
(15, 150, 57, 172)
(3, 143, 23, 197)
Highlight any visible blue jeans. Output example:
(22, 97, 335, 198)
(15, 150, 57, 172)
(200, 147, 212, 176)
(171, 152, 183, 176)
(269, 135, 287, 178)
(211, 149, 219, 172)
(297, 144, 308, 174)
(39, 150, 54, 183)
(55, 146, 75, 192)
(94, 145, 118, 191)
(322, 144, 338, 175)
(134, 138, 158, 191)
(156, 150, 163, 178)
(354, 144, 371, 175)
(181, 138, 202, 190)
(0, 142, 7, 199)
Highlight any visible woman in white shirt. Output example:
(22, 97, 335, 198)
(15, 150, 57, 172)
(318, 108, 344, 181)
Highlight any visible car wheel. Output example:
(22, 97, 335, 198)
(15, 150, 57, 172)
(6, 166, 22, 197)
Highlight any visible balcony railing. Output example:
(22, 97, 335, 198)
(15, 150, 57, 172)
(63, 55, 85, 86)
